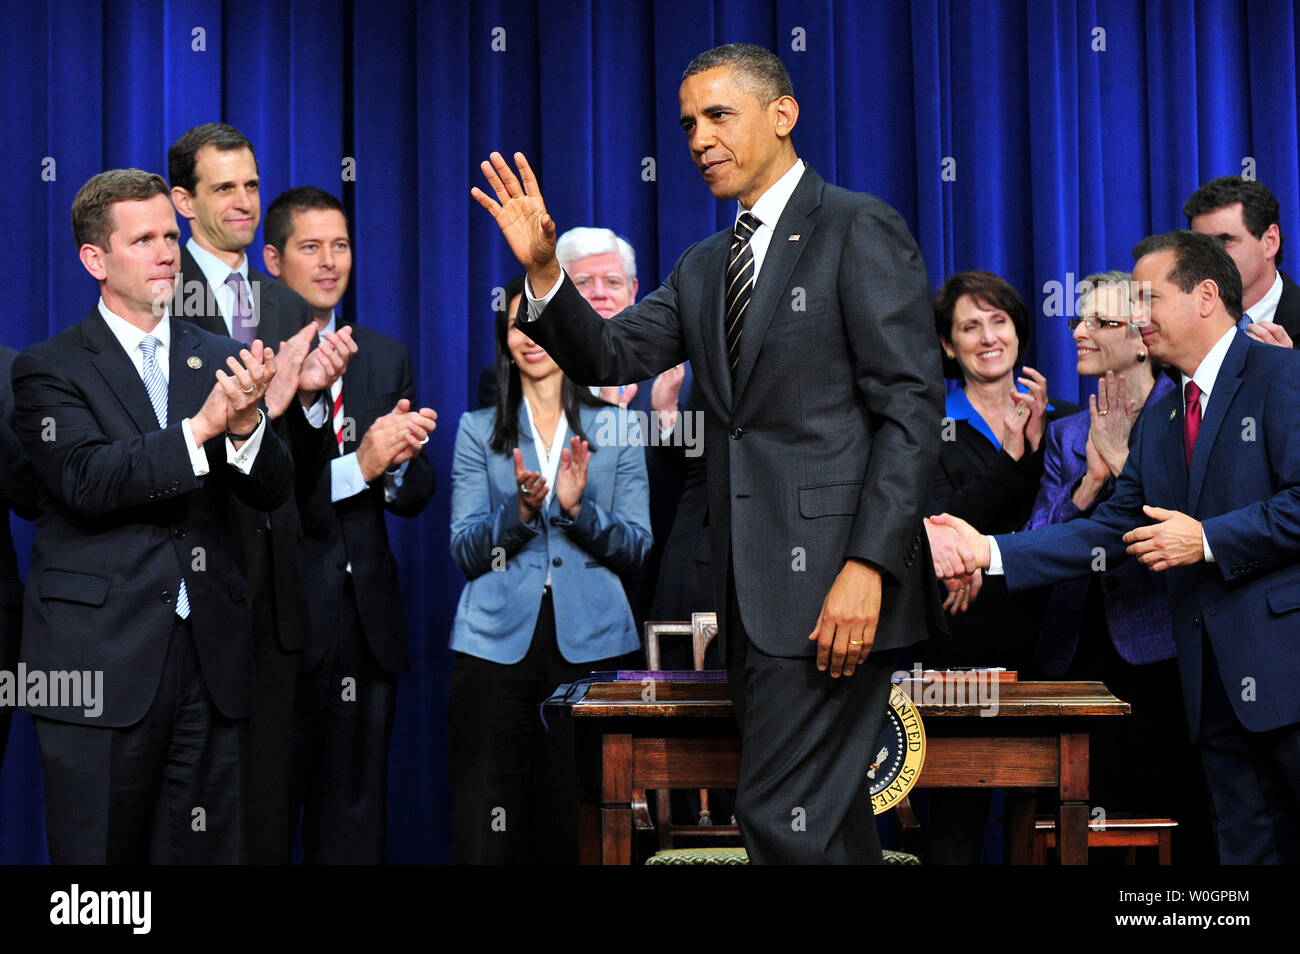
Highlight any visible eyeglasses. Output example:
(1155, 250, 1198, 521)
(1067, 317, 1128, 332)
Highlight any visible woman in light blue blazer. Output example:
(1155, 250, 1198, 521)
(447, 276, 652, 864)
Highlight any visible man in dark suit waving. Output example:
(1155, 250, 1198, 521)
(934, 231, 1300, 863)
(12, 169, 292, 862)
(473, 44, 944, 863)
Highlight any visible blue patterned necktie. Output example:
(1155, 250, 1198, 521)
(140, 334, 191, 619)
(1237, 312, 1253, 333)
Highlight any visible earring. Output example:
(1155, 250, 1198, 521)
(1136, 352, 1147, 364)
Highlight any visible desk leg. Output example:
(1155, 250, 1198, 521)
(602, 808, 633, 865)
(1058, 732, 1090, 865)
(602, 733, 634, 866)
(1057, 802, 1089, 865)
(1004, 791, 1036, 865)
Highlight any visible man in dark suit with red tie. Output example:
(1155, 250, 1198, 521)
(935, 230, 1300, 863)
(474, 44, 944, 863)
(261, 186, 436, 862)
(12, 169, 293, 862)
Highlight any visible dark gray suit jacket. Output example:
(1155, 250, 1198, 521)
(173, 245, 327, 653)
(523, 166, 945, 657)
(297, 323, 435, 677)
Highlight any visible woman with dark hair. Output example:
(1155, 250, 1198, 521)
(921, 270, 1076, 863)
(1026, 271, 1213, 862)
(447, 276, 652, 864)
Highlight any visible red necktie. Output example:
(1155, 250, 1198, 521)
(1183, 380, 1202, 467)
(331, 379, 345, 452)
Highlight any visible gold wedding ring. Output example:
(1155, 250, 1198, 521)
(241, 384, 255, 394)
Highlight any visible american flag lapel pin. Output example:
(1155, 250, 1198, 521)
(788, 234, 800, 241)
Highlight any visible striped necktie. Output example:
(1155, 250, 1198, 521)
(725, 212, 761, 378)
(140, 334, 191, 619)
(331, 377, 346, 452)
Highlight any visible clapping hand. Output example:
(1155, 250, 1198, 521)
(513, 448, 549, 524)
(219, 340, 276, 438)
(553, 436, 590, 519)
(598, 382, 639, 409)
(299, 327, 357, 396)
(652, 365, 686, 433)
(1011, 367, 1049, 452)
(1246, 321, 1293, 349)
(356, 399, 437, 482)
(1089, 370, 1138, 477)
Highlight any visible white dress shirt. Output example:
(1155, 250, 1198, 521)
(522, 397, 568, 588)
(1243, 271, 1283, 325)
(301, 311, 408, 504)
(185, 237, 251, 338)
(97, 299, 265, 475)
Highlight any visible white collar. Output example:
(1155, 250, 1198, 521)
(737, 158, 806, 229)
(186, 236, 248, 289)
(1245, 271, 1283, 320)
(319, 309, 338, 335)
(1184, 326, 1238, 404)
(98, 297, 171, 356)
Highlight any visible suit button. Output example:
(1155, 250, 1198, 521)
(161, 589, 172, 603)
(173, 527, 186, 539)
(336, 559, 347, 571)
(552, 557, 563, 567)
(1193, 616, 1202, 627)
(729, 427, 744, 440)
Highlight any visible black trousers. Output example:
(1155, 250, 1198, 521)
(448, 590, 632, 864)
(33, 616, 244, 864)
(724, 560, 898, 864)
(244, 611, 298, 864)
(1198, 635, 1300, 864)
(290, 579, 397, 864)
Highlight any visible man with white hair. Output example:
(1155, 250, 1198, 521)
(481, 227, 694, 627)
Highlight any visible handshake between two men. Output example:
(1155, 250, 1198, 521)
(186, 320, 437, 463)
(924, 504, 1207, 609)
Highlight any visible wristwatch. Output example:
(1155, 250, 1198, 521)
(226, 409, 264, 441)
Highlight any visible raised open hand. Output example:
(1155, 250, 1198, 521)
(471, 152, 560, 292)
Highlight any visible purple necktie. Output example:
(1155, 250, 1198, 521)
(1184, 380, 1202, 468)
(225, 271, 256, 344)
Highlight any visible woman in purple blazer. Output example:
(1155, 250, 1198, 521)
(1026, 270, 1212, 861)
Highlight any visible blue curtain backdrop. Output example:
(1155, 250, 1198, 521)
(2, 0, 1298, 863)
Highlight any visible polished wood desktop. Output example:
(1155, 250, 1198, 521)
(553, 678, 1129, 865)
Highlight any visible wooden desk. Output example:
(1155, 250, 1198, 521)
(550, 678, 1128, 865)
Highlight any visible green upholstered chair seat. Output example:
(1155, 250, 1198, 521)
(645, 846, 920, 865)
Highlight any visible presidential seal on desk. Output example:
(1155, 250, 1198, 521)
(869, 684, 926, 814)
